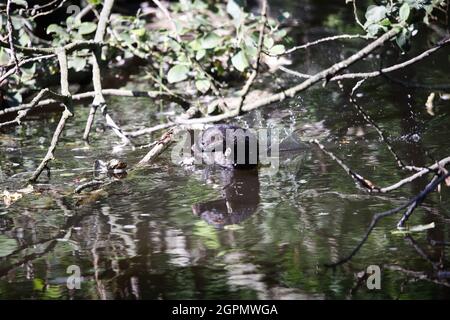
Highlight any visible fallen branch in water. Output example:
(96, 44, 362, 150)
(74, 180, 105, 194)
(0, 88, 69, 129)
(327, 172, 450, 267)
(310, 138, 450, 193)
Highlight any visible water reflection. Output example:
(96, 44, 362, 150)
(192, 168, 260, 229)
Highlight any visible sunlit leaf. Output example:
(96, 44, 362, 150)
(269, 44, 285, 55)
(263, 37, 274, 49)
(399, 3, 410, 22)
(227, 0, 244, 26)
(131, 28, 146, 38)
(365, 5, 387, 23)
(78, 22, 97, 35)
(68, 56, 87, 72)
(201, 32, 222, 49)
(231, 50, 249, 72)
(47, 24, 66, 35)
(167, 64, 189, 83)
(87, 0, 102, 5)
(195, 78, 211, 93)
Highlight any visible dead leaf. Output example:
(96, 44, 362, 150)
(2, 190, 23, 207)
(1, 185, 34, 207)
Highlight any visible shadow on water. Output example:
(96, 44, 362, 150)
(192, 169, 260, 229)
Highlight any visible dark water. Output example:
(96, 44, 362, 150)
(1, 1, 450, 299)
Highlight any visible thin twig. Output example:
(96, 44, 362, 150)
(349, 79, 425, 172)
(0, 54, 55, 85)
(351, 0, 365, 29)
(269, 34, 371, 56)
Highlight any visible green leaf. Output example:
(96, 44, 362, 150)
(366, 24, 381, 37)
(18, 31, 31, 47)
(20, 63, 36, 81)
(195, 79, 211, 93)
(269, 44, 285, 55)
(78, 22, 97, 35)
(87, 0, 102, 5)
(399, 3, 410, 22)
(0, 49, 9, 65)
(33, 279, 45, 291)
(189, 39, 202, 51)
(263, 37, 274, 49)
(167, 64, 189, 83)
(68, 56, 87, 72)
(201, 32, 222, 49)
(231, 50, 249, 72)
(131, 28, 146, 37)
(47, 24, 64, 35)
(0, 235, 17, 257)
(227, 0, 244, 25)
(196, 49, 206, 61)
(365, 5, 387, 23)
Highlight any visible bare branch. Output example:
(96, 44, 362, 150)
(279, 37, 450, 82)
(327, 172, 450, 267)
(82, 0, 132, 146)
(279, 33, 371, 56)
(29, 47, 73, 182)
(0, 89, 187, 119)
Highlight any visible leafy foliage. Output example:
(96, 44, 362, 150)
(360, 0, 447, 49)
